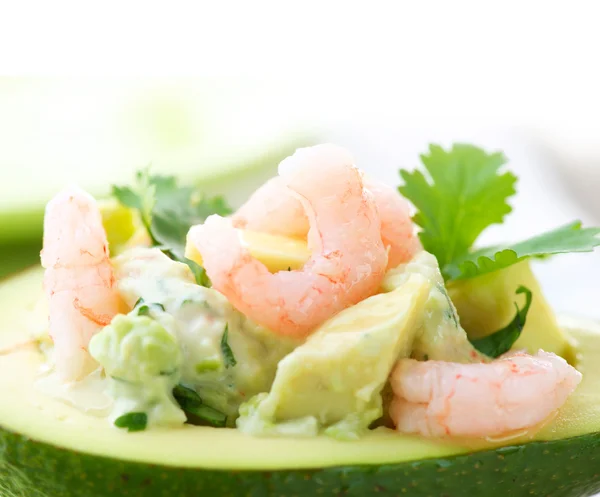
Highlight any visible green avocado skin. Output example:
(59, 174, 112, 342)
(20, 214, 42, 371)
(1, 427, 600, 497)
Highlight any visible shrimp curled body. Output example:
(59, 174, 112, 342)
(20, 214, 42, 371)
(390, 351, 582, 438)
(41, 186, 122, 381)
(233, 163, 421, 268)
(189, 144, 389, 337)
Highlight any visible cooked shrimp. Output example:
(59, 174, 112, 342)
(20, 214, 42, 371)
(390, 351, 582, 438)
(364, 179, 422, 268)
(233, 177, 309, 238)
(232, 162, 421, 268)
(189, 144, 388, 337)
(41, 186, 122, 381)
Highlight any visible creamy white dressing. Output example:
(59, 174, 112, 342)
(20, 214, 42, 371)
(35, 247, 298, 427)
(112, 248, 298, 420)
(35, 369, 113, 416)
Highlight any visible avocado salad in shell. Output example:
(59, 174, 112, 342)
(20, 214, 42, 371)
(1, 143, 600, 497)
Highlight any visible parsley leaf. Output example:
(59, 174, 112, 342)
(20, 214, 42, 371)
(112, 169, 232, 286)
(172, 384, 227, 428)
(220, 325, 237, 368)
(114, 412, 148, 432)
(399, 144, 517, 270)
(445, 221, 600, 280)
(470, 286, 532, 358)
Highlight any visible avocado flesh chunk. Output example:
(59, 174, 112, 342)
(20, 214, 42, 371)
(237, 274, 430, 438)
(1, 270, 600, 496)
(449, 260, 576, 361)
(382, 252, 485, 363)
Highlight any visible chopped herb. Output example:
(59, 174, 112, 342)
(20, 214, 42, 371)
(220, 325, 237, 368)
(183, 404, 227, 428)
(112, 169, 232, 287)
(137, 303, 165, 316)
(137, 305, 151, 317)
(287, 266, 291, 271)
(470, 286, 533, 358)
(437, 284, 459, 327)
(159, 369, 178, 376)
(114, 412, 147, 432)
(172, 384, 227, 428)
(183, 258, 212, 287)
(180, 298, 211, 310)
(133, 297, 165, 317)
(173, 384, 203, 408)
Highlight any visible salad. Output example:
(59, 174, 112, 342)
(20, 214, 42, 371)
(35, 142, 599, 444)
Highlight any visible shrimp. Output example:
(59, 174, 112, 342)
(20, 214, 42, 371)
(389, 351, 582, 438)
(232, 177, 309, 238)
(364, 179, 422, 268)
(189, 144, 388, 337)
(232, 158, 422, 268)
(41, 186, 123, 381)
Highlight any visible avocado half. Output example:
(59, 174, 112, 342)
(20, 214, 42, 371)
(1, 270, 600, 497)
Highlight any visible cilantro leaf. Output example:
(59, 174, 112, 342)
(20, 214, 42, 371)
(445, 222, 600, 280)
(220, 325, 237, 368)
(470, 286, 532, 357)
(112, 169, 232, 286)
(151, 188, 232, 259)
(399, 144, 517, 269)
(112, 169, 158, 241)
(114, 411, 148, 432)
(172, 384, 227, 428)
(172, 384, 203, 408)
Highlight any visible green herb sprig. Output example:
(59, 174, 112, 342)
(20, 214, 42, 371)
(113, 169, 232, 286)
(400, 144, 600, 282)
